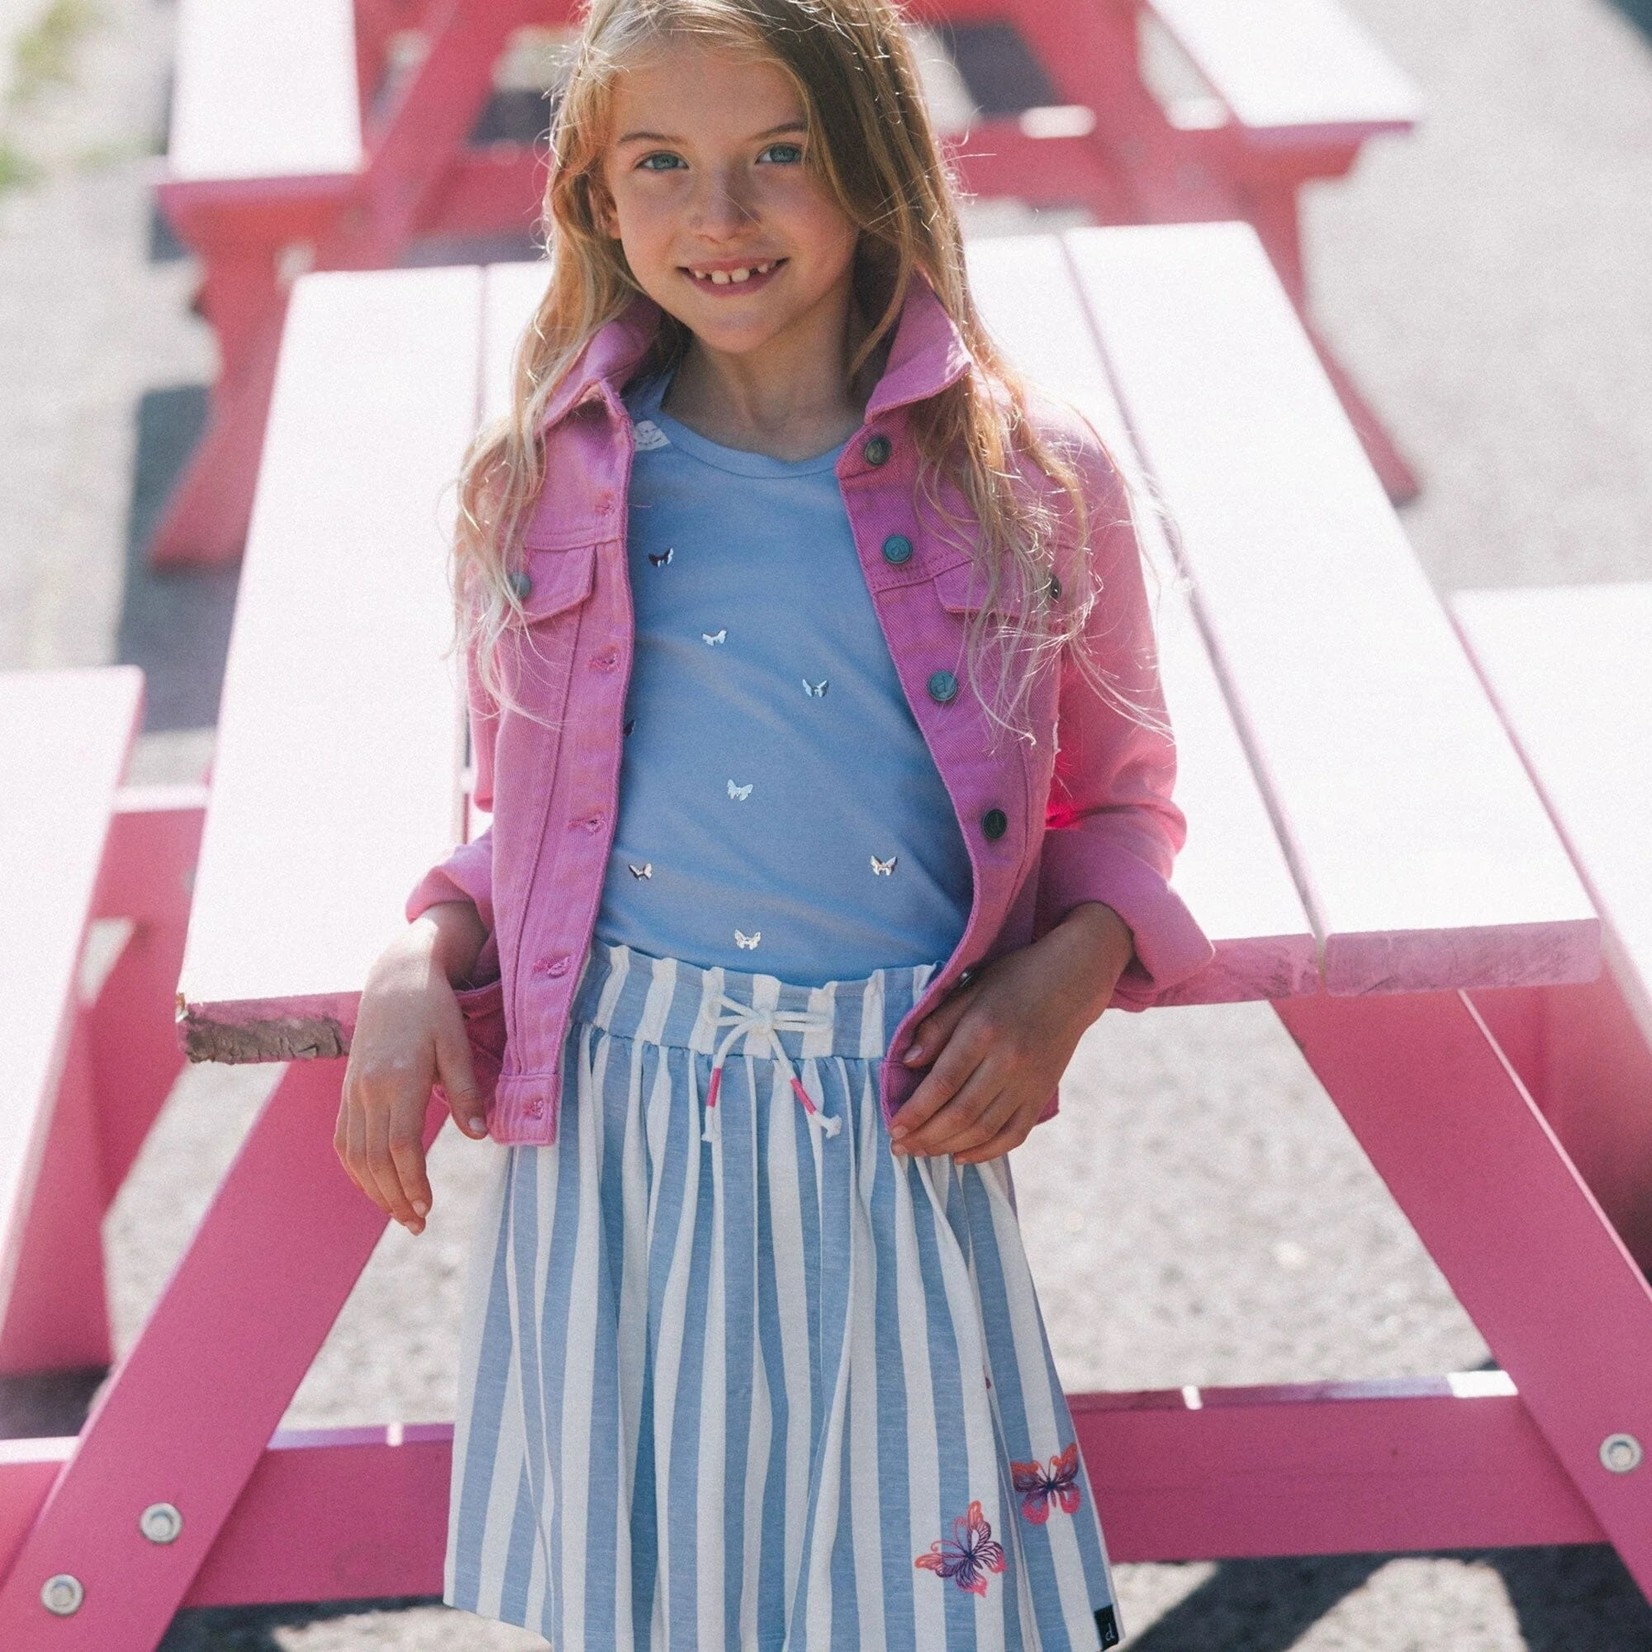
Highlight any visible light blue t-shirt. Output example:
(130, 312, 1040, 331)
(590, 369, 972, 986)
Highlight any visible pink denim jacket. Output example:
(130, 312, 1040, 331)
(407, 272, 1214, 1145)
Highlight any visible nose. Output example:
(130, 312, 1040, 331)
(690, 164, 757, 238)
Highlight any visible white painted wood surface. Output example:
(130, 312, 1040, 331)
(966, 232, 1316, 1000)
(1151, 0, 1420, 136)
(177, 268, 482, 1057)
(0, 667, 140, 1289)
(168, 0, 362, 181)
(1065, 221, 1595, 993)
(1452, 583, 1652, 1037)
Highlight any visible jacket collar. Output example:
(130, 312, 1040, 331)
(535, 266, 974, 436)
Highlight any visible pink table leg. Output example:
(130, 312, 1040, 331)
(1276, 988, 1652, 1600)
(0, 1058, 447, 1650)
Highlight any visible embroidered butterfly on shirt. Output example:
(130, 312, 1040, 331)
(627, 863, 653, 879)
(1011, 1442, 1083, 1523)
(727, 780, 753, 800)
(801, 677, 829, 697)
(870, 854, 898, 876)
(703, 627, 727, 646)
(914, 1501, 1006, 1596)
(632, 419, 671, 451)
(734, 929, 761, 950)
(648, 547, 674, 568)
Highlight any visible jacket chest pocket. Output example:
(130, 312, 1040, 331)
(500, 540, 602, 738)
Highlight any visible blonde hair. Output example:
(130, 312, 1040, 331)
(451, 0, 1147, 748)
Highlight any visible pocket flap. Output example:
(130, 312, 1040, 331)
(516, 542, 597, 621)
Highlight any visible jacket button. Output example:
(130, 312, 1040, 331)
(863, 434, 892, 467)
(926, 669, 958, 704)
(981, 807, 1009, 841)
(526, 1099, 544, 1118)
(1047, 574, 1062, 600)
(881, 533, 913, 565)
(534, 954, 571, 978)
(507, 568, 532, 602)
(591, 651, 619, 672)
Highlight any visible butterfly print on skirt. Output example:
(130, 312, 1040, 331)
(702, 627, 727, 645)
(727, 780, 753, 800)
(734, 929, 761, 950)
(870, 854, 897, 876)
(647, 546, 674, 567)
(801, 677, 829, 697)
(1011, 1442, 1083, 1523)
(914, 1500, 1006, 1597)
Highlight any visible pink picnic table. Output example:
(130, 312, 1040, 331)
(4, 222, 1649, 1648)
(151, 0, 1420, 566)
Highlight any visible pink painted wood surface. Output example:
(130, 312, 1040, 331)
(1065, 222, 1598, 995)
(89, 789, 207, 1198)
(1276, 988, 1652, 1597)
(175, 268, 481, 1061)
(963, 232, 1318, 1003)
(0, 1059, 450, 1649)
(0, 668, 142, 1369)
(149, 0, 1416, 565)
(1471, 974, 1652, 1273)
(0, 1378, 1604, 1608)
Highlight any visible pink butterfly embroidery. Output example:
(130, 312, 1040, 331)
(914, 1500, 1005, 1596)
(1011, 1442, 1082, 1523)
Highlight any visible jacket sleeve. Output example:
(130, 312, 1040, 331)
(404, 628, 501, 982)
(1031, 443, 1214, 1009)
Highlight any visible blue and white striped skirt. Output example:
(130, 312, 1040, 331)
(446, 941, 1121, 1651)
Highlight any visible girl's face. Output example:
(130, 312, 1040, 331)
(597, 37, 862, 369)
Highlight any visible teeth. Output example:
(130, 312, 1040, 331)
(692, 261, 775, 284)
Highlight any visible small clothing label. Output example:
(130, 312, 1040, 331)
(1095, 1604, 1121, 1648)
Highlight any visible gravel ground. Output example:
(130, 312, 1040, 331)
(3, 0, 1652, 1647)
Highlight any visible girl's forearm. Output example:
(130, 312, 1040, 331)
(410, 899, 490, 987)
(1050, 901, 1136, 1021)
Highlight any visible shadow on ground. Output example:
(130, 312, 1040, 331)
(1608, 0, 1652, 39)
(115, 381, 239, 732)
(150, 1547, 1652, 1650)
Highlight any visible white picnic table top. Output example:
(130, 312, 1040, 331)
(175, 223, 1595, 1056)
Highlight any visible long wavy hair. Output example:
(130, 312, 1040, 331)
(450, 0, 1147, 748)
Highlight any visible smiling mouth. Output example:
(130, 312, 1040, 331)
(682, 258, 785, 286)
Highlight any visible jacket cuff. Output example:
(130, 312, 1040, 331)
(405, 839, 496, 963)
(1035, 834, 1213, 1009)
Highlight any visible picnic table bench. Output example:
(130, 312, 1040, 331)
(6, 221, 1650, 1647)
(149, 0, 1419, 566)
(0, 668, 202, 1392)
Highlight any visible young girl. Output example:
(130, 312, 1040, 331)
(338, 0, 1213, 1646)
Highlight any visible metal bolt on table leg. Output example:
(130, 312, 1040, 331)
(139, 1501, 183, 1543)
(1600, 1433, 1644, 1473)
(41, 1574, 84, 1615)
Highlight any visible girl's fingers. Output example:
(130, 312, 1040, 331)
(435, 1014, 488, 1140)
(892, 1058, 1001, 1157)
(898, 975, 980, 1068)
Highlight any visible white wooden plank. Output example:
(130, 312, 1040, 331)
(1149, 0, 1420, 136)
(178, 268, 483, 1056)
(0, 667, 140, 1280)
(481, 261, 555, 424)
(965, 233, 1315, 1001)
(1453, 583, 1652, 1037)
(1064, 222, 1595, 993)
(168, 0, 362, 181)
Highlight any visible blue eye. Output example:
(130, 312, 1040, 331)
(760, 142, 804, 164)
(637, 151, 685, 171)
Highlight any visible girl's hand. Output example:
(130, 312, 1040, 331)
(888, 903, 1135, 1164)
(336, 916, 489, 1236)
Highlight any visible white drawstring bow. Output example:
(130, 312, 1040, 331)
(701, 994, 840, 1142)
